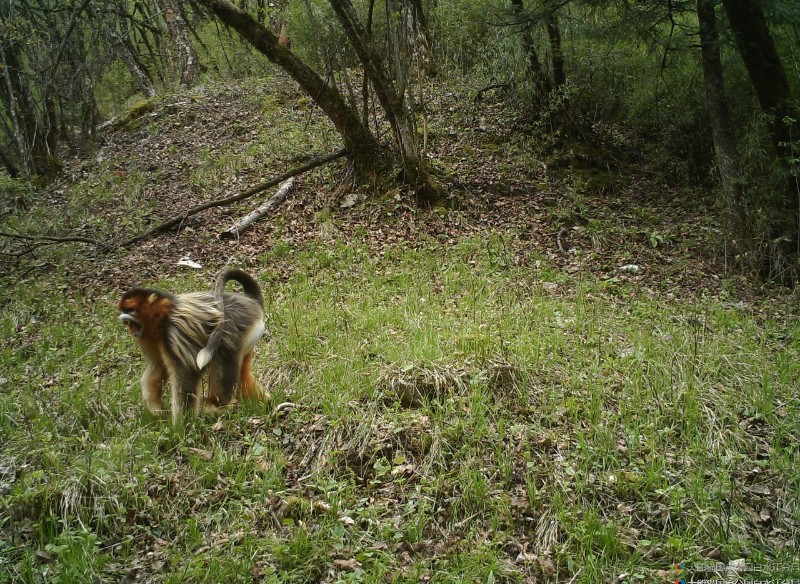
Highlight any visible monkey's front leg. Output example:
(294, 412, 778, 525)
(140, 361, 168, 416)
(171, 369, 203, 423)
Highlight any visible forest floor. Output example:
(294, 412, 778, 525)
(5, 75, 750, 299)
(1, 75, 798, 583)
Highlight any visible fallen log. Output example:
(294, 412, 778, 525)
(219, 177, 295, 240)
(119, 148, 346, 248)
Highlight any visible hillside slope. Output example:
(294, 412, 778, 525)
(4, 75, 735, 298)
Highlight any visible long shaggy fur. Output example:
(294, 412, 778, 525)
(168, 292, 223, 369)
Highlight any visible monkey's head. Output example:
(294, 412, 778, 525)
(118, 289, 173, 340)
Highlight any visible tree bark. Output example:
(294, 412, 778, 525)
(0, 26, 59, 175)
(721, 0, 797, 148)
(545, 6, 565, 90)
(0, 41, 30, 175)
(510, 0, 550, 96)
(108, 11, 157, 96)
(697, 0, 745, 244)
(194, 0, 386, 177)
(722, 0, 800, 278)
(407, 0, 437, 76)
(328, 0, 444, 203)
(157, 0, 203, 87)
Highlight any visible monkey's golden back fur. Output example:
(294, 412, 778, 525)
(166, 292, 223, 369)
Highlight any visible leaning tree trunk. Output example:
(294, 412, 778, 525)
(721, 0, 800, 280)
(328, 0, 445, 204)
(721, 0, 798, 150)
(697, 0, 745, 249)
(194, 0, 387, 177)
(157, 0, 202, 87)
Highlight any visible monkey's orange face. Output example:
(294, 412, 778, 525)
(118, 297, 145, 338)
(118, 290, 169, 341)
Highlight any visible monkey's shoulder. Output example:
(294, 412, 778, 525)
(172, 292, 223, 322)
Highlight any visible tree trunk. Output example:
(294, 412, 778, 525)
(721, 0, 800, 279)
(545, 6, 565, 90)
(696, 0, 745, 249)
(510, 0, 550, 96)
(81, 73, 101, 141)
(256, 0, 266, 25)
(194, 0, 387, 177)
(109, 11, 157, 96)
(0, 29, 59, 176)
(328, 0, 445, 204)
(157, 0, 203, 87)
(0, 42, 30, 175)
(407, 0, 436, 76)
(721, 0, 797, 148)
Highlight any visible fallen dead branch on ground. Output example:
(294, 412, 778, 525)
(118, 148, 347, 247)
(219, 177, 295, 240)
(0, 149, 347, 254)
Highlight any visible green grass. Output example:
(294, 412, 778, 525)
(1, 233, 798, 582)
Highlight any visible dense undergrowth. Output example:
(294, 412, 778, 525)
(1, 77, 799, 582)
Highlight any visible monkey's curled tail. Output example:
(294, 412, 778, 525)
(196, 269, 264, 369)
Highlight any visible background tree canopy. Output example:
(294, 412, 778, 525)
(1, 0, 798, 280)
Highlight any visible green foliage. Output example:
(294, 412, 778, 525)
(94, 60, 141, 119)
(0, 173, 34, 210)
(428, 0, 500, 71)
(288, 0, 350, 70)
(194, 21, 276, 80)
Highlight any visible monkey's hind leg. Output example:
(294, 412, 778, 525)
(141, 360, 168, 416)
(237, 320, 267, 401)
(238, 350, 267, 401)
(204, 356, 240, 415)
